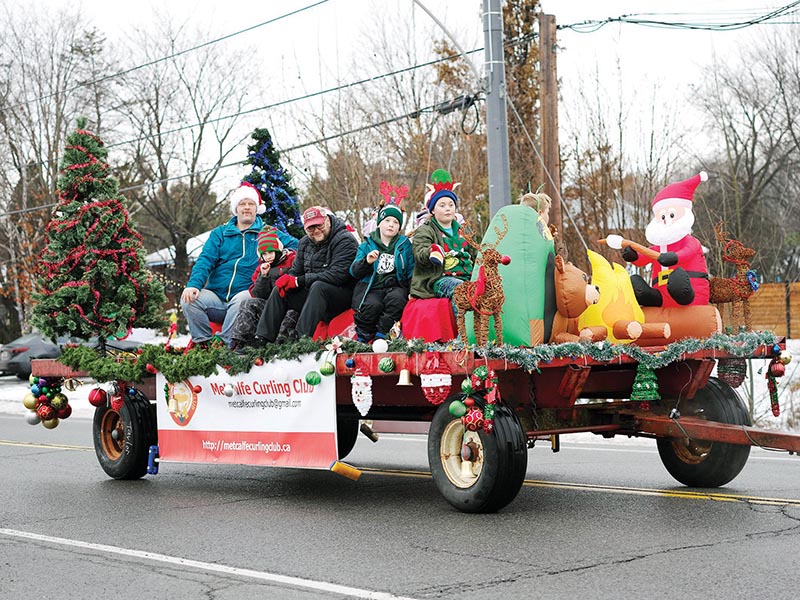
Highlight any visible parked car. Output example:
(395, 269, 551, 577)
(0, 333, 142, 380)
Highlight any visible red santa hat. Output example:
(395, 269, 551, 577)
(652, 171, 708, 213)
(230, 182, 266, 215)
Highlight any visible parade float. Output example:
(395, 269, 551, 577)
(25, 122, 797, 514)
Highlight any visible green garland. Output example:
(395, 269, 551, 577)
(57, 331, 780, 384)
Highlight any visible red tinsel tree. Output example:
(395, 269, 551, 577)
(31, 118, 166, 345)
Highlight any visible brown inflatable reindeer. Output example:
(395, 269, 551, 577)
(709, 222, 758, 330)
(453, 217, 511, 346)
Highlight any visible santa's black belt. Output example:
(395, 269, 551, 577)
(652, 269, 709, 286)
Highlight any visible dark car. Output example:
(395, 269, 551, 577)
(0, 333, 142, 380)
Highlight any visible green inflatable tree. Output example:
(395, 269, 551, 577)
(241, 128, 304, 239)
(32, 118, 166, 346)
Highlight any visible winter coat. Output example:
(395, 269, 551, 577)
(187, 216, 263, 301)
(350, 234, 414, 309)
(289, 214, 358, 288)
(410, 219, 476, 299)
(249, 249, 297, 299)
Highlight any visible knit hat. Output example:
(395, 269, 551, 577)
(257, 227, 282, 256)
(424, 169, 459, 213)
(377, 204, 403, 226)
(652, 171, 708, 213)
(230, 182, 266, 215)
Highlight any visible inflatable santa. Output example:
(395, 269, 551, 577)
(623, 172, 710, 308)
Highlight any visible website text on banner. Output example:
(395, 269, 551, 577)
(156, 354, 337, 468)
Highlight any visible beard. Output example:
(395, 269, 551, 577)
(645, 211, 695, 247)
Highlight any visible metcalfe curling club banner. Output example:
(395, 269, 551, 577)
(156, 353, 337, 469)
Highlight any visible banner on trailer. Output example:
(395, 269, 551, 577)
(156, 353, 337, 469)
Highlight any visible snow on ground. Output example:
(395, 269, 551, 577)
(1, 332, 797, 435)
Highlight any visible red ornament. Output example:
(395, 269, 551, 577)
(145, 363, 158, 374)
(769, 360, 785, 377)
(88, 388, 108, 407)
(254, 357, 264, 366)
(193, 385, 202, 394)
(464, 397, 475, 408)
(110, 395, 124, 412)
(462, 407, 485, 431)
(57, 404, 72, 419)
(36, 404, 55, 421)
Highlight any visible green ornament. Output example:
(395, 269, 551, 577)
(461, 379, 473, 394)
(319, 361, 335, 376)
(305, 371, 322, 386)
(378, 357, 395, 373)
(473, 365, 488, 379)
(449, 400, 467, 417)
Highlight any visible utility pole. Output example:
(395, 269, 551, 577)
(483, 0, 511, 218)
(537, 13, 562, 233)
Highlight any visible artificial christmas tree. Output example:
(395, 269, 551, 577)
(241, 128, 303, 239)
(630, 362, 661, 410)
(32, 118, 166, 347)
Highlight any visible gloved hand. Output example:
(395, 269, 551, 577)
(621, 246, 638, 262)
(430, 243, 444, 266)
(657, 252, 679, 267)
(276, 274, 298, 297)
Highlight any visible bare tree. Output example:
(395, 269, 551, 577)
(112, 17, 257, 287)
(693, 30, 800, 282)
(0, 4, 114, 336)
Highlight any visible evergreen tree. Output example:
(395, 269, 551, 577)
(241, 128, 303, 239)
(32, 118, 166, 346)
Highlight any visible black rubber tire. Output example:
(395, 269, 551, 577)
(336, 413, 360, 460)
(657, 377, 751, 487)
(428, 394, 528, 513)
(93, 390, 157, 480)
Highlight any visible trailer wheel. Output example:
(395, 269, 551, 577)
(428, 394, 527, 513)
(93, 390, 156, 480)
(657, 377, 751, 487)
(336, 414, 359, 460)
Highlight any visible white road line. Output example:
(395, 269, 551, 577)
(0, 528, 418, 600)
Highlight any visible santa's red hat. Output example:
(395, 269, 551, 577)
(652, 171, 708, 212)
(230, 182, 266, 215)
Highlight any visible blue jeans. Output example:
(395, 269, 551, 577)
(180, 289, 250, 344)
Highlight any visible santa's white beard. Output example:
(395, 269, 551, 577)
(645, 211, 695, 247)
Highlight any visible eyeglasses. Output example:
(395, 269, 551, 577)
(304, 223, 325, 233)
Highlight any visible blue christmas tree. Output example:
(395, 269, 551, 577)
(242, 128, 303, 239)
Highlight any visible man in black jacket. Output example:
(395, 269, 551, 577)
(256, 206, 358, 342)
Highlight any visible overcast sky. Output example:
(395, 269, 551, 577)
(30, 0, 799, 188)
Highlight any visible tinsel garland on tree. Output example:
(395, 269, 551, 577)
(57, 330, 780, 385)
(31, 118, 166, 343)
(241, 128, 304, 239)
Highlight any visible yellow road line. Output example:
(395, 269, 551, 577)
(3, 445, 797, 506)
(360, 467, 800, 506)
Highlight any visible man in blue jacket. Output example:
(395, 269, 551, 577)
(256, 206, 358, 342)
(180, 183, 297, 346)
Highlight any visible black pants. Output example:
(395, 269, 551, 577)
(230, 297, 267, 345)
(256, 280, 354, 342)
(352, 283, 409, 339)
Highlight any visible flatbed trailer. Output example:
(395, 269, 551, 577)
(31, 337, 799, 513)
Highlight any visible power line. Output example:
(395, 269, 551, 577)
(6, 0, 331, 112)
(560, 1, 800, 33)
